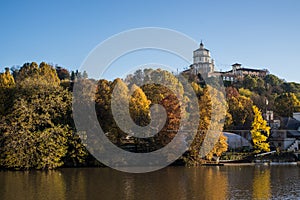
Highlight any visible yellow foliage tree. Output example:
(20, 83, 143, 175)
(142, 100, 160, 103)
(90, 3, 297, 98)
(0, 68, 15, 88)
(251, 106, 270, 153)
(129, 84, 151, 126)
(0, 68, 15, 116)
(187, 86, 228, 164)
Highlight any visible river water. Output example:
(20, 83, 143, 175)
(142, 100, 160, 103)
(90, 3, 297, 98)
(0, 165, 299, 200)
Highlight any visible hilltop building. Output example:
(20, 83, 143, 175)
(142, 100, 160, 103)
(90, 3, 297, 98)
(190, 41, 215, 77)
(219, 63, 269, 82)
(183, 42, 269, 81)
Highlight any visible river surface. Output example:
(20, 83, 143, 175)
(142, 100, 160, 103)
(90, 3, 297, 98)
(0, 165, 299, 200)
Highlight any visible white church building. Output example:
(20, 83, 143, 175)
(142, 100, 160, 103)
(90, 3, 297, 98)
(190, 41, 215, 77)
(184, 41, 269, 80)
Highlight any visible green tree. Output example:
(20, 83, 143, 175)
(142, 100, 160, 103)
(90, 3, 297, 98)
(243, 75, 257, 90)
(281, 82, 300, 94)
(255, 77, 265, 94)
(274, 93, 300, 117)
(264, 74, 283, 87)
(251, 93, 268, 112)
(70, 71, 76, 81)
(251, 106, 270, 153)
(75, 70, 82, 80)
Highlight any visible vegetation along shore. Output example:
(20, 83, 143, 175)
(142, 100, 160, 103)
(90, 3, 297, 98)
(0, 62, 300, 170)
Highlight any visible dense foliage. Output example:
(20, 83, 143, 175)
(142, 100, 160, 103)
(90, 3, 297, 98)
(1, 62, 299, 169)
(0, 63, 88, 169)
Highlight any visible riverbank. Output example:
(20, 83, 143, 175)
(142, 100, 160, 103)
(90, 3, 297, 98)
(221, 161, 300, 166)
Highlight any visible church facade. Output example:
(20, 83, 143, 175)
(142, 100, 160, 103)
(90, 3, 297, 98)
(191, 41, 215, 77)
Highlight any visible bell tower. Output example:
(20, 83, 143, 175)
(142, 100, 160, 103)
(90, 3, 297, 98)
(192, 41, 215, 77)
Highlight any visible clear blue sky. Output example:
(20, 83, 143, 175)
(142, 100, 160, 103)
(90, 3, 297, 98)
(0, 0, 299, 82)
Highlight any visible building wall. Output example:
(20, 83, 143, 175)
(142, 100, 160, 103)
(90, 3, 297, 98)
(270, 138, 295, 151)
(270, 130, 300, 151)
(293, 113, 300, 121)
(192, 43, 215, 77)
(188, 42, 269, 80)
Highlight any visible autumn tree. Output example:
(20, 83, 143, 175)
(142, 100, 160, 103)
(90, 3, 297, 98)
(126, 69, 185, 150)
(0, 62, 87, 169)
(0, 68, 15, 116)
(227, 92, 254, 130)
(109, 78, 130, 145)
(156, 91, 182, 149)
(127, 84, 151, 152)
(56, 66, 70, 80)
(95, 79, 113, 134)
(205, 133, 228, 162)
(0, 67, 15, 88)
(251, 106, 270, 153)
(239, 88, 252, 98)
(95, 78, 130, 146)
(14, 62, 60, 86)
(185, 85, 228, 164)
(129, 84, 151, 127)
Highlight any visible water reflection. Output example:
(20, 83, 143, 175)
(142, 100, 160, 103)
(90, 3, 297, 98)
(0, 166, 299, 200)
(253, 167, 271, 200)
(191, 167, 228, 199)
(0, 171, 66, 200)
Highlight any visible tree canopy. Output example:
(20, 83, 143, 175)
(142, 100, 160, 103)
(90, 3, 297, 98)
(251, 106, 270, 153)
(0, 61, 299, 169)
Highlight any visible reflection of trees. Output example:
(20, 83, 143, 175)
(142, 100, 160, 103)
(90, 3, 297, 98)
(0, 167, 231, 199)
(253, 167, 271, 200)
(61, 169, 87, 200)
(201, 167, 229, 199)
(187, 167, 228, 199)
(1, 171, 66, 199)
